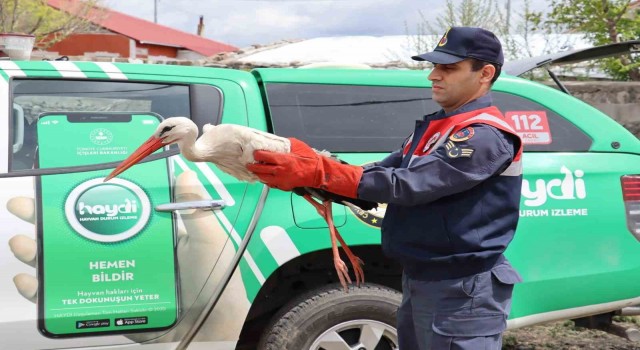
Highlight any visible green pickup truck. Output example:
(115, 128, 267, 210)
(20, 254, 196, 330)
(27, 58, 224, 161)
(1, 41, 639, 350)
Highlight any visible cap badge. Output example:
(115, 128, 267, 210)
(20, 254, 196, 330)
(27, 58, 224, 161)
(438, 28, 450, 47)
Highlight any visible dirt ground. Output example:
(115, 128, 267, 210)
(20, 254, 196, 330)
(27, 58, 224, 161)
(503, 316, 640, 350)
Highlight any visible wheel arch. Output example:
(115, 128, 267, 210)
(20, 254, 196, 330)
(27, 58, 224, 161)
(237, 244, 402, 348)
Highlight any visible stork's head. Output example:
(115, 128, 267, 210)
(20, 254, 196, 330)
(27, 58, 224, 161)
(152, 117, 196, 144)
(104, 117, 196, 181)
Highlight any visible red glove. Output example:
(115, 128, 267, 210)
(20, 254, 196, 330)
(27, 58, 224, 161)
(247, 138, 363, 199)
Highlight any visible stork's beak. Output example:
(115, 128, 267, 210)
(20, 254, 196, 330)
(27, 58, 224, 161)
(104, 136, 165, 182)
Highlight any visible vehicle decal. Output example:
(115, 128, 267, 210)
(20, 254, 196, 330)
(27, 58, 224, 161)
(194, 162, 236, 207)
(0, 62, 265, 300)
(522, 166, 586, 207)
(214, 207, 266, 284)
(519, 208, 589, 218)
(172, 156, 266, 285)
(520, 166, 589, 218)
(48, 61, 87, 78)
(505, 111, 552, 145)
(93, 62, 128, 80)
(0, 60, 27, 76)
(259, 226, 300, 265)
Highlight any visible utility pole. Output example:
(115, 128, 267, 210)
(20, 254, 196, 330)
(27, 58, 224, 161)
(154, 0, 158, 23)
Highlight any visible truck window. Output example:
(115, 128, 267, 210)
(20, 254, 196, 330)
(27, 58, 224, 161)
(265, 83, 592, 153)
(265, 83, 439, 152)
(10, 80, 191, 171)
(493, 92, 593, 152)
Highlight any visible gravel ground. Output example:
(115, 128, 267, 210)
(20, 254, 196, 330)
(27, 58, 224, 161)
(503, 317, 640, 350)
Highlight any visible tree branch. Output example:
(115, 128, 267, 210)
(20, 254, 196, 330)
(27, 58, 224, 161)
(9, 0, 18, 31)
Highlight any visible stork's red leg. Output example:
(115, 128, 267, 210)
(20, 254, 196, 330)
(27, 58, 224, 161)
(301, 194, 352, 291)
(320, 200, 353, 290)
(323, 200, 365, 287)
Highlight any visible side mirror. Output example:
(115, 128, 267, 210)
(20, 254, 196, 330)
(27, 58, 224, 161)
(12, 103, 24, 153)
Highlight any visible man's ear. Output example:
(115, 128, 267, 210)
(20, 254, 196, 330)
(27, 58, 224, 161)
(480, 64, 496, 84)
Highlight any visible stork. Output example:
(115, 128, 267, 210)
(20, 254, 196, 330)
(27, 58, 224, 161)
(105, 117, 376, 290)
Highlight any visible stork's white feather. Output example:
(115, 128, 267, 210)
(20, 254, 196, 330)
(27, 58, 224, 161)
(150, 118, 366, 288)
(155, 117, 290, 182)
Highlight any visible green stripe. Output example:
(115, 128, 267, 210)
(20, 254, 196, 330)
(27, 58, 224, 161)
(172, 156, 259, 298)
(247, 229, 279, 277)
(73, 62, 110, 79)
(13, 61, 62, 77)
(176, 158, 260, 298)
(239, 260, 261, 300)
(0, 69, 9, 81)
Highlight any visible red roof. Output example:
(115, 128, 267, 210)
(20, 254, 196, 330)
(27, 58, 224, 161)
(47, 0, 238, 56)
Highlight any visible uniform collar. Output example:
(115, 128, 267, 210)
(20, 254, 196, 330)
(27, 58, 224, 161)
(426, 93, 493, 120)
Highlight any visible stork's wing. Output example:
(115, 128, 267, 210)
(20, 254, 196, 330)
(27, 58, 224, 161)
(295, 187, 378, 211)
(244, 127, 291, 153)
(326, 190, 378, 211)
(204, 123, 290, 154)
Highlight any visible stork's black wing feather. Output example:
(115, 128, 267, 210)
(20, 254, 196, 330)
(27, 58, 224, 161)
(292, 187, 378, 211)
(318, 188, 378, 211)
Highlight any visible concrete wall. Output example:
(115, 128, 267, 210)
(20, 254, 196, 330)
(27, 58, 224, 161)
(47, 33, 131, 58)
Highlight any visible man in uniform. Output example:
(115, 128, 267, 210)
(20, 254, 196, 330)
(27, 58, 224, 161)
(248, 26, 523, 349)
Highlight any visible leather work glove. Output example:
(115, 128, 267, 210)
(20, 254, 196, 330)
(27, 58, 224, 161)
(247, 138, 363, 199)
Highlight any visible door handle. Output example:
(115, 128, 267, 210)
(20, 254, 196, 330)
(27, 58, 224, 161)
(155, 200, 227, 212)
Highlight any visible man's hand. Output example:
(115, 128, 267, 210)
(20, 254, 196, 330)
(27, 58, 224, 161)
(7, 170, 249, 341)
(247, 138, 363, 198)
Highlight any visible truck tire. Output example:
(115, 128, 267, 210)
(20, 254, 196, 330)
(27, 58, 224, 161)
(257, 283, 401, 350)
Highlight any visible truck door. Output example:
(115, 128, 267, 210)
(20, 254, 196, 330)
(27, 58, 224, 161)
(0, 62, 254, 349)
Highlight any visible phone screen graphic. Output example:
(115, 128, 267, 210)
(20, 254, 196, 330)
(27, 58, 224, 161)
(36, 113, 178, 337)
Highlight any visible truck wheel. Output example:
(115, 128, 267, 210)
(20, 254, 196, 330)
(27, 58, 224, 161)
(258, 283, 401, 350)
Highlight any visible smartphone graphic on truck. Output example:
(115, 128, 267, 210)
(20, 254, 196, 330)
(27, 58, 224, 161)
(35, 113, 178, 337)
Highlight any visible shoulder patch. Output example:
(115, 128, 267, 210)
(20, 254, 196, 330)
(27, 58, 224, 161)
(445, 141, 474, 158)
(422, 132, 441, 153)
(450, 127, 474, 142)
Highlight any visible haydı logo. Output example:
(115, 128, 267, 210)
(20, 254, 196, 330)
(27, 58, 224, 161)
(90, 128, 113, 146)
(65, 178, 151, 242)
(522, 166, 586, 207)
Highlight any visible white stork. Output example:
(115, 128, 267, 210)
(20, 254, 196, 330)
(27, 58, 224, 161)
(105, 117, 374, 290)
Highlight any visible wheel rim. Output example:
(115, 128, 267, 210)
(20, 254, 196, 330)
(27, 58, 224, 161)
(309, 319, 398, 350)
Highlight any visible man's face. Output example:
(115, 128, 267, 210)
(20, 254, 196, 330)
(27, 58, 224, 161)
(427, 59, 488, 112)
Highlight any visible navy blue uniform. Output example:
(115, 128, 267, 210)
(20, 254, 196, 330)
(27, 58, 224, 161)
(357, 94, 523, 349)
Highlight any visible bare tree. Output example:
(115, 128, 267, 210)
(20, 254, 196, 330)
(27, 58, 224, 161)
(0, 0, 106, 49)
(404, 0, 566, 71)
(532, 0, 640, 80)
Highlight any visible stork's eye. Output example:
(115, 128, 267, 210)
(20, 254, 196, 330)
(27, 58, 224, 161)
(160, 125, 175, 136)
